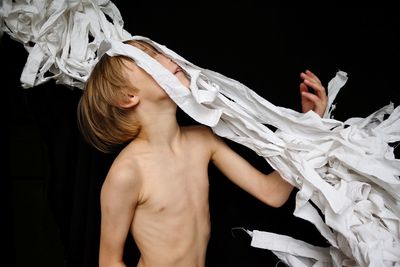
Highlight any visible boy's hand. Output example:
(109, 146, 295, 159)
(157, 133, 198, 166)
(299, 70, 328, 117)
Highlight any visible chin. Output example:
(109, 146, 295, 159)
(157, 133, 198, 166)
(182, 81, 190, 89)
(179, 76, 191, 89)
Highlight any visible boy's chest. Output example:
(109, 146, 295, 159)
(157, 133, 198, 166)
(140, 142, 210, 184)
(139, 154, 210, 213)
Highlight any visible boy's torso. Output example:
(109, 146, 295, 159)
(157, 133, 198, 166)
(123, 126, 214, 267)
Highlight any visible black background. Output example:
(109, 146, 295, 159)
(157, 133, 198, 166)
(5, 3, 400, 267)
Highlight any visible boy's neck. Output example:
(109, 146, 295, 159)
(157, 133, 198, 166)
(135, 104, 182, 149)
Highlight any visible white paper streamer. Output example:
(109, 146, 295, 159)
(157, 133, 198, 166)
(2, 1, 399, 266)
(1, 0, 131, 89)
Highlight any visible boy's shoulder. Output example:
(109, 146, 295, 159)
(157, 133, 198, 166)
(105, 141, 147, 183)
(181, 125, 214, 137)
(181, 125, 219, 153)
(103, 153, 142, 194)
(109, 149, 140, 173)
(181, 125, 218, 144)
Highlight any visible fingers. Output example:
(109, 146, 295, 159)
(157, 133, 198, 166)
(304, 79, 326, 99)
(300, 71, 327, 100)
(299, 82, 308, 93)
(301, 90, 320, 103)
(301, 91, 325, 116)
(305, 69, 321, 83)
(299, 70, 328, 117)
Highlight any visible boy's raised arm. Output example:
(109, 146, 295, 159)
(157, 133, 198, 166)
(209, 70, 328, 208)
(210, 133, 294, 208)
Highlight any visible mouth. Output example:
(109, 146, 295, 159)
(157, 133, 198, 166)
(174, 67, 183, 75)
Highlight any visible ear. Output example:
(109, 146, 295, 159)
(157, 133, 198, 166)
(117, 93, 140, 108)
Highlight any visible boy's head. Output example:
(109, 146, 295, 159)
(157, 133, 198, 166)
(77, 40, 189, 153)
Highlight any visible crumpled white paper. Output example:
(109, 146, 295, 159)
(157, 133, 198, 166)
(2, 1, 399, 266)
(0, 0, 131, 89)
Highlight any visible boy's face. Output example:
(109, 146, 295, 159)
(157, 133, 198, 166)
(122, 54, 190, 102)
(153, 53, 190, 88)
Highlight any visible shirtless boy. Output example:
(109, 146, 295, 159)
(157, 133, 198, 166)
(77, 40, 328, 267)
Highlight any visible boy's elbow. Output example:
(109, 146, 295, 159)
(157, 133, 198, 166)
(268, 198, 289, 208)
(262, 186, 293, 208)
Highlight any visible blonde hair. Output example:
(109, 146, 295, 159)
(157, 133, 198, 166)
(77, 40, 159, 153)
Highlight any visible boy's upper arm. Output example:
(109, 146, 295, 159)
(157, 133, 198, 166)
(99, 160, 142, 264)
(209, 133, 265, 194)
(209, 131, 292, 207)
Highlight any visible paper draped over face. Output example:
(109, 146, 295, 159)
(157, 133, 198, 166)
(2, 1, 399, 266)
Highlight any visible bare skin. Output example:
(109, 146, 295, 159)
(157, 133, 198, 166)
(99, 50, 327, 267)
